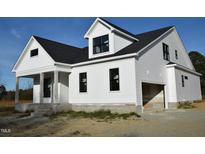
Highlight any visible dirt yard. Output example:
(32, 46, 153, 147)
(0, 100, 205, 137)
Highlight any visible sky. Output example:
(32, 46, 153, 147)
(0, 17, 205, 90)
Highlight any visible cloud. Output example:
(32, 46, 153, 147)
(10, 29, 21, 39)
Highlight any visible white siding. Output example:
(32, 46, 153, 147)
(15, 38, 54, 74)
(163, 30, 194, 70)
(134, 29, 201, 106)
(113, 33, 133, 53)
(87, 22, 113, 59)
(33, 76, 40, 103)
(166, 67, 178, 103)
(69, 58, 137, 104)
(33, 72, 69, 103)
(87, 21, 133, 59)
(59, 72, 69, 103)
(175, 68, 202, 102)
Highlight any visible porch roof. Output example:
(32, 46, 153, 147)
(15, 64, 71, 77)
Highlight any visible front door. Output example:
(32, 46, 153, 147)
(43, 78, 52, 103)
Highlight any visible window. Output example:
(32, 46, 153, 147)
(175, 50, 178, 59)
(93, 35, 109, 54)
(181, 75, 185, 87)
(162, 43, 170, 61)
(79, 72, 87, 92)
(109, 68, 120, 91)
(30, 49, 38, 57)
(185, 76, 188, 80)
(44, 78, 51, 97)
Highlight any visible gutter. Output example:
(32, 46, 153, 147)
(54, 53, 137, 68)
(71, 53, 137, 67)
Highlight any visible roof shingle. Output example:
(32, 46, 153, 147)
(33, 20, 174, 64)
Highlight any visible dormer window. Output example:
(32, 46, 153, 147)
(93, 35, 109, 54)
(30, 49, 38, 57)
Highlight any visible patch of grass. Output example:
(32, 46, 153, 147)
(178, 102, 196, 109)
(51, 110, 141, 120)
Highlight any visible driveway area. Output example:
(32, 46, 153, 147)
(0, 101, 205, 137)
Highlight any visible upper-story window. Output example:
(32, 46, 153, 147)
(30, 49, 38, 57)
(175, 50, 178, 59)
(93, 35, 109, 54)
(162, 43, 170, 61)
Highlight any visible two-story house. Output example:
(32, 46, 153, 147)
(12, 18, 202, 113)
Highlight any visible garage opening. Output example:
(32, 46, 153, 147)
(142, 82, 165, 111)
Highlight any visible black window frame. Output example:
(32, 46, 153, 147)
(44, 78, 51, 98)
(162, 43, 170, 61)
(181, 75, 185, 87)
(93, 34, 109, 54)
(30, 48, 38, 57)
(79, 72, 87, 93)
(109, 68, 120, 91)
(175, 50, 178, 59)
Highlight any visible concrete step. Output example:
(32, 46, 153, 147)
(31, 105, 54, 117)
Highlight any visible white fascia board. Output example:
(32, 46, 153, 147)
(12, 36, 55, 73)
(111, 29, 138, 41)
(84, 18, 138, 41)
(173, 28, 196, 71)
(16, 65, 56, 77)
(166, 64, 202, 76)
(72, 53, 137, 67)
(54, 62, 72, 67)
(12, 36, 34, 72)
(84, 18, 104, 38)
(136, 27, 175, 57)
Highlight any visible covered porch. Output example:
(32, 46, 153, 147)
(15, 66, 71, 105)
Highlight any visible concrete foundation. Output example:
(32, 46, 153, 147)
(15, 103, 72, 113)
(71, 103, 137, 114)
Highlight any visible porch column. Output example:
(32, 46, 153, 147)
(54, 71, 59, 103)
(15, 77, 19, 104)
(40, 73, 44, 103)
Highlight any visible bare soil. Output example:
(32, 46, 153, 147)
(0, 100, 205, 137)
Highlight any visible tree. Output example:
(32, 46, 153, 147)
(189, 51, 205, 98)
(0, 84, 6, 100)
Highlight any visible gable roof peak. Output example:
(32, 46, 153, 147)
(84, 17, 138, 41)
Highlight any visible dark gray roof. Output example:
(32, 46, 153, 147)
(33, 21, 174, 64)
(33, 36, 88, 64)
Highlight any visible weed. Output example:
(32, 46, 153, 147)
(51, 110, 141, 120)
(178, 102, 196, 109)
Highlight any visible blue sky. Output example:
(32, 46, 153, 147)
(0, 17, 205, 90)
